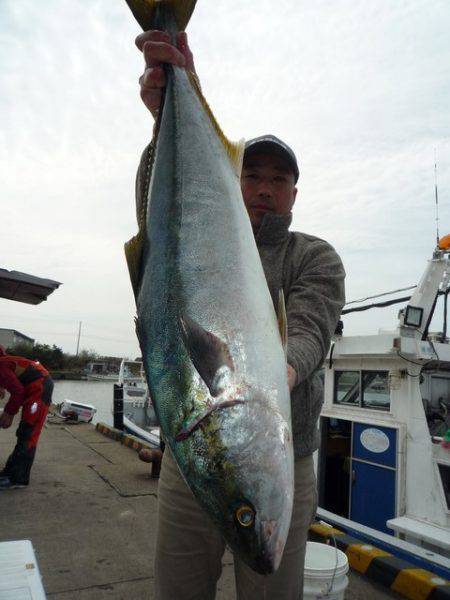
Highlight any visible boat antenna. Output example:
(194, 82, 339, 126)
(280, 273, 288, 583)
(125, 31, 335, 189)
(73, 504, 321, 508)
(434, 148, 440, 247)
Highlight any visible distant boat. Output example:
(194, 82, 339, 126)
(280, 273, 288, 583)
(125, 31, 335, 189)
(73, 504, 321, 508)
(86, 373, 118, 381)
(85, 360, 119, 381)
(115, 359, 160, 448)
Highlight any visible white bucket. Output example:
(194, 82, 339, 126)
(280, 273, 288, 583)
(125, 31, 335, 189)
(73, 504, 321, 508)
(303, 541, 349, 600)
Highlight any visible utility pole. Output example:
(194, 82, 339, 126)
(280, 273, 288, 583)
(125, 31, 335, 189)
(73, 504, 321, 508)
(76, 321, 82, 356)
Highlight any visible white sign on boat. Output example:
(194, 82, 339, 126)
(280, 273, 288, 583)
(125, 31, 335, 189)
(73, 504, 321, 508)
(360, 428, 390, 454)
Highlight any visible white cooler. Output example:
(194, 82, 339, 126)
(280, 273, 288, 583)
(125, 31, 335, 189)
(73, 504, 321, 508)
(0, 540, 46, 599)
(58, 400, 97, 423)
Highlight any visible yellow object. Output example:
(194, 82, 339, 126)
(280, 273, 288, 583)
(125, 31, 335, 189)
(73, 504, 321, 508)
(392, 568, 449, 599)
(309, 522, 344, 538)
(438, 234, 450, 250)
(187, 71, 244, 177)
(346, 544, 391, 573)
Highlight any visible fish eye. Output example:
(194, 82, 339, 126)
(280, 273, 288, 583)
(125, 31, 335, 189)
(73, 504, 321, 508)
(235, 505, 255, 528)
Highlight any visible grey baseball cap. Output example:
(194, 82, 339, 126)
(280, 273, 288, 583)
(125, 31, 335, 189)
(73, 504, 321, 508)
(244, 135, 300, 182)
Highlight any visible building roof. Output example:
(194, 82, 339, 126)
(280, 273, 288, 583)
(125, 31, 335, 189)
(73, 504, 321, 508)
(0, 328, 34, 343)
(0, 269, 61, 305)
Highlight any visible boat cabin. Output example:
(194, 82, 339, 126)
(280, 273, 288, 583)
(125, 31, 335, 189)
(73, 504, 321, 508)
(317, 239, 450, 558)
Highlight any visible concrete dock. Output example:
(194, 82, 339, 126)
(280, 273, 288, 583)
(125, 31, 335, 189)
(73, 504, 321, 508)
(0, 413, 401, 599)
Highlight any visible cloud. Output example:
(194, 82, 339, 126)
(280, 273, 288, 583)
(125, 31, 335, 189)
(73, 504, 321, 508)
(1, 0, 449, 356)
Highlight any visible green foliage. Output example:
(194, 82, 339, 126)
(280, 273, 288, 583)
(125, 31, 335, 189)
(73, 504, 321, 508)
(6, 343, 99, 373)
(69, 348, 100, 370)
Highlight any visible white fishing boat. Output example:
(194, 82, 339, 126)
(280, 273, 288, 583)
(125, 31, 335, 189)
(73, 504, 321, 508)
(115, 359, 160, 448)
(86, 373, 118, 381)
(316, 236, 450, 578)
(85, 361, 118, 381)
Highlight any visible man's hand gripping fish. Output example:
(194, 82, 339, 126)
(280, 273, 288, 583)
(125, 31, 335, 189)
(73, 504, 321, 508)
(124, 0, 294, 574)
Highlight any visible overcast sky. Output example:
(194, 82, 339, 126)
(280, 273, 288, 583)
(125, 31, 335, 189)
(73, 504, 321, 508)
(1, 0, 449, 358)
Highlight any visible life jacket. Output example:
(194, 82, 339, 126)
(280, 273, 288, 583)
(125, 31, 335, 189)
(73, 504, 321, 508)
(0, 355, 49, 386)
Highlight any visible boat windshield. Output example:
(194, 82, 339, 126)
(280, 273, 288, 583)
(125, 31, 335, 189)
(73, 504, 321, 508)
(334, 370, 390, 411)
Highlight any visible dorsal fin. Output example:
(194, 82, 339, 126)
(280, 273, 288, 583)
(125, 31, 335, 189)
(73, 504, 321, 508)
(179, 314, 234, 396)
(187, 71, 245, 177)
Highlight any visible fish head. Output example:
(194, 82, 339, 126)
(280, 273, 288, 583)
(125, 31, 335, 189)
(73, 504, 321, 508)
(211, 385, 294, 574)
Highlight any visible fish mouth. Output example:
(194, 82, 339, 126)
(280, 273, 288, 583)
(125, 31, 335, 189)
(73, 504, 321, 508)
(254, 555, 277, 575)
(252, 550, 281, 575)
(253, 519, 284, 575)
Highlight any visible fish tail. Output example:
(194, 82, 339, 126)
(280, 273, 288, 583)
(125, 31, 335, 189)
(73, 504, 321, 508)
(125, 1, 244, 175)
(125, 0, 197, 32)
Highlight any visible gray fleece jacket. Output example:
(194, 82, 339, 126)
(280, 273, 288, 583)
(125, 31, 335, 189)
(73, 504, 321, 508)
(136, 145, 346, 459)
(254, 213, 345, 457)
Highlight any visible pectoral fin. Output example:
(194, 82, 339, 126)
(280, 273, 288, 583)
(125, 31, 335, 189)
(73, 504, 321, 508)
(175, 398, 244, 442)
(179, 314, 234, 396)
(278, 289, 288, 356)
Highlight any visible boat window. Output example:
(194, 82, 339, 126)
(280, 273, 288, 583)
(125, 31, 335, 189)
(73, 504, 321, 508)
(334, 370, 390, 411)
(334, 371, 360, 406)
(124, 362, 143, 378)
(362, 371, 390, 411)
(420, 372, 450, 437)
(438, 464, 450, 510)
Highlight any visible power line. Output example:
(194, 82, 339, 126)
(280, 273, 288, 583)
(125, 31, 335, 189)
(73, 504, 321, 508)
(345, 285, 417, 306)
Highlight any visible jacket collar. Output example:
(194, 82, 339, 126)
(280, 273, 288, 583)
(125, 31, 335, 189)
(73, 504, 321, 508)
(254, 213, 292, 245)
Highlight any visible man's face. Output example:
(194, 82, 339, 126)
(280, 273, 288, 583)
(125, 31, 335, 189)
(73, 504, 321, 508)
(240, 152, 297, 229)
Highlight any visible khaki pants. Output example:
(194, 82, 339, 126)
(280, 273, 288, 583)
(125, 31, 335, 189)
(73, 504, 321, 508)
(155, 448, 317, 600)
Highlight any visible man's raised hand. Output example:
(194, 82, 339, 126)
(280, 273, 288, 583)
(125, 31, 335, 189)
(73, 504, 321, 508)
(136, 31, 196, 118)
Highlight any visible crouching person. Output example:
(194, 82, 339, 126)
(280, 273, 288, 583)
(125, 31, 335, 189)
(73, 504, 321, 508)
(0, 345, 53, 489)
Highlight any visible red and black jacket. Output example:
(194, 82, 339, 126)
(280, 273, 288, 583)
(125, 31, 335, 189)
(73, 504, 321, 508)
(0, 355, 50, 416)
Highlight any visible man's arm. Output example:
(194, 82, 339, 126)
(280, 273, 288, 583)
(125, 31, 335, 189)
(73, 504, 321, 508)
(286, 240, 345, 387)
(0, 364, 25, 416)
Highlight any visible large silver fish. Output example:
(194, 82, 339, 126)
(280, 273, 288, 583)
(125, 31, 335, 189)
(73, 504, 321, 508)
(124, 0, 294, 574)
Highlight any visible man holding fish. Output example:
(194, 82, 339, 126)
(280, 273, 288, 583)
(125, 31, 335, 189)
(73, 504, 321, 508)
(126, 3, 345, 597)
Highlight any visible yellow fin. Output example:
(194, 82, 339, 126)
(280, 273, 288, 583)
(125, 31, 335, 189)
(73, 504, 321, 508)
(277, 289, 288, 355)
(125, 232, 144, 298)
(187, 71, 245, 177)
(125, 0, 197, 32)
